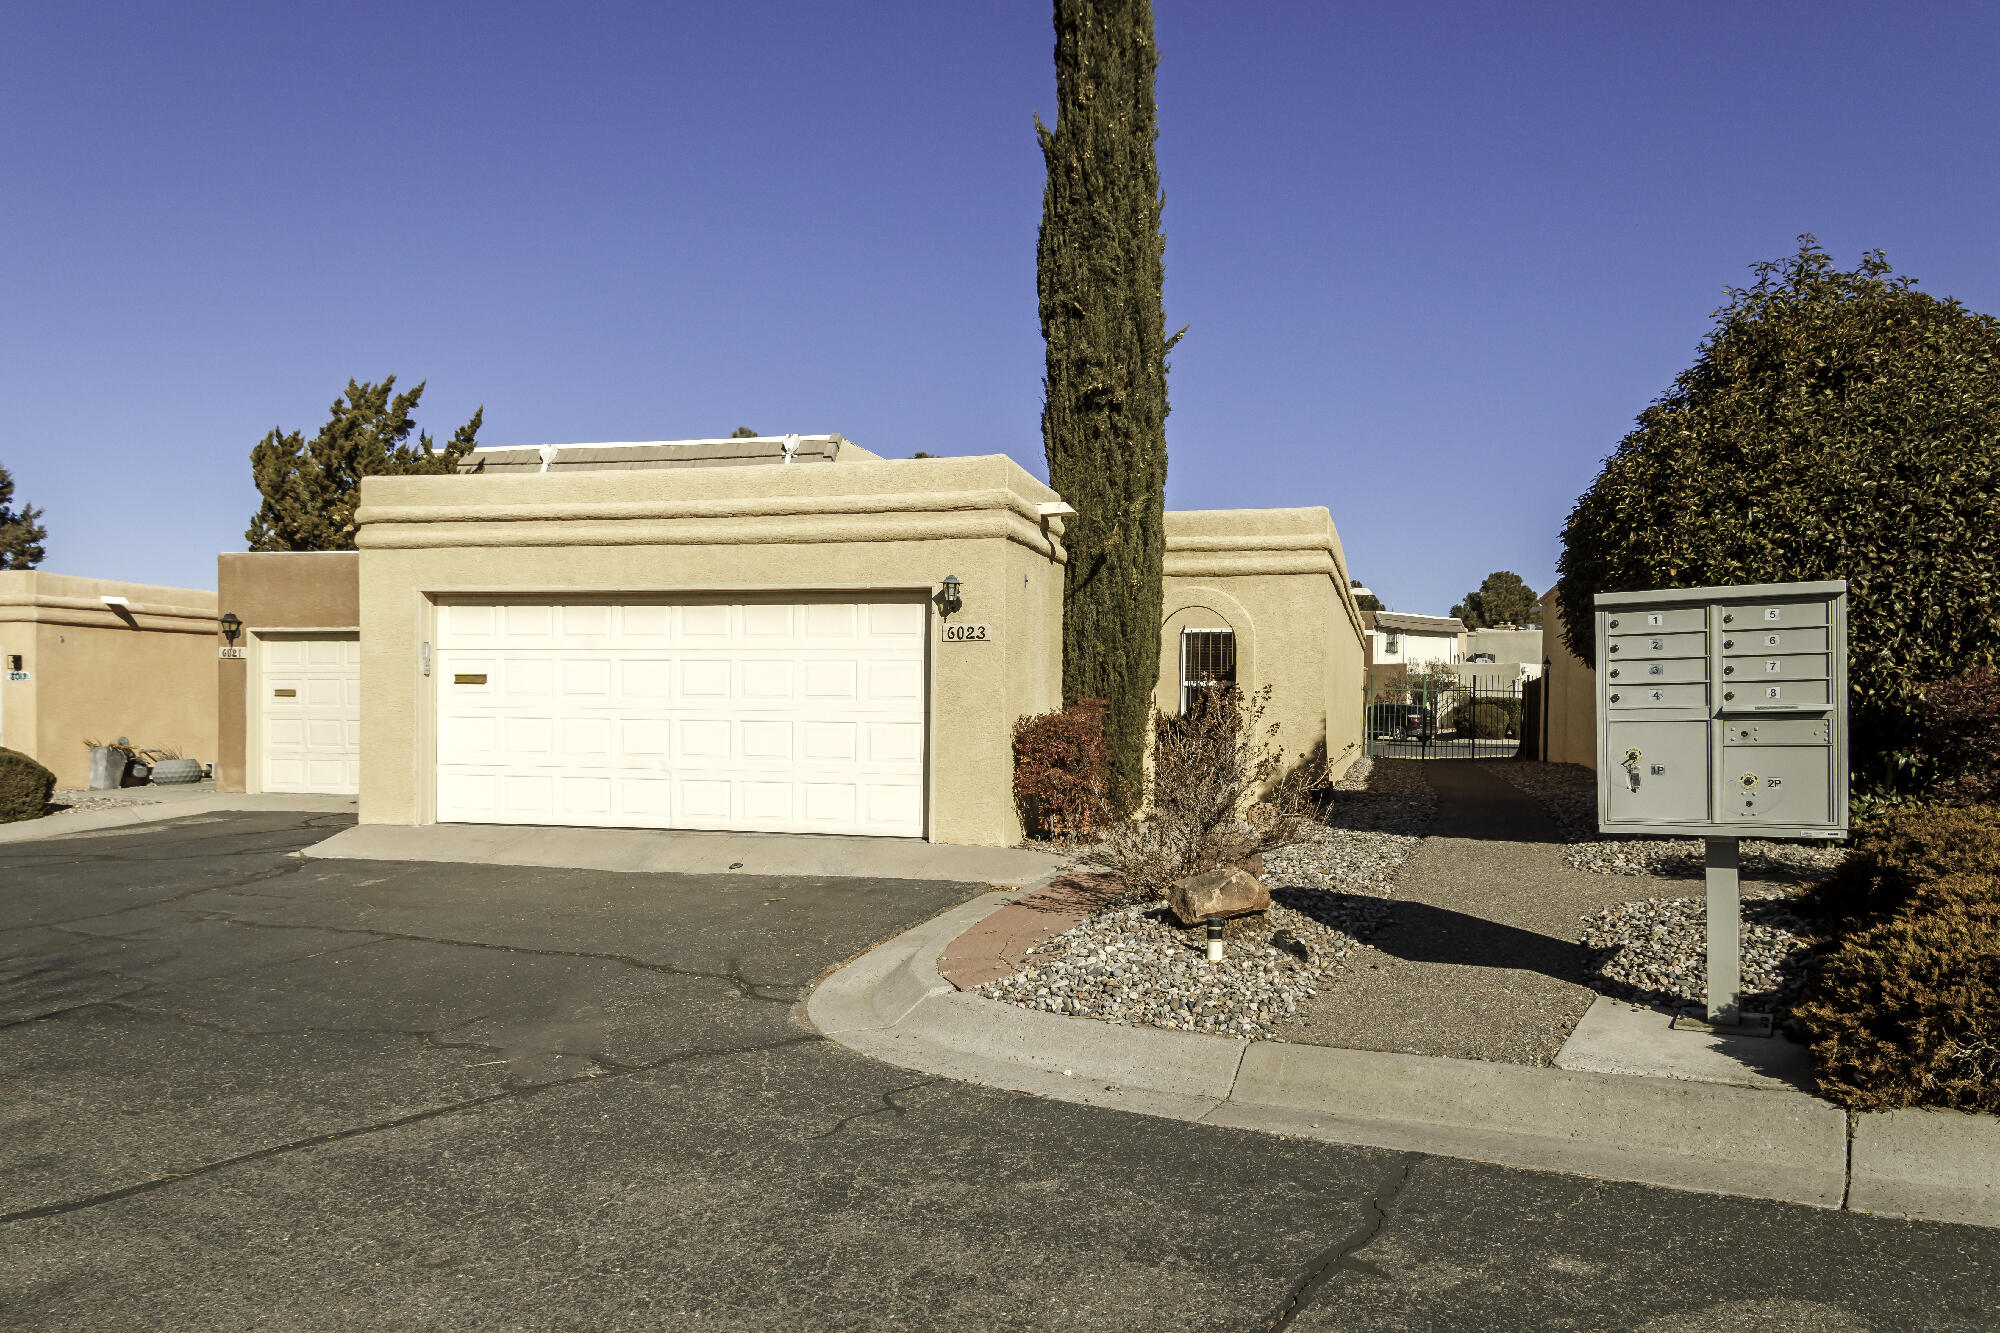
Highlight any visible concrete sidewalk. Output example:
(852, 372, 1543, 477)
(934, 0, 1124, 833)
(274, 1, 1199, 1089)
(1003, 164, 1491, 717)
(305, 821, 1070, 886)
(808, 890, 2000, 1229)
(1276, 761, 1650, 1065)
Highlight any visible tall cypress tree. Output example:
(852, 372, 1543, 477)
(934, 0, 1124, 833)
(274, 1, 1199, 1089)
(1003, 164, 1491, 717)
(1037, 0, 1176, 811)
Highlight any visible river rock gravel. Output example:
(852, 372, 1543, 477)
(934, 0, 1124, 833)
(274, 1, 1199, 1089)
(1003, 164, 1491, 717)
(1579, 888, 1827, 1016)
(1499, 760, 1846, 882)
(978, 757, 1438, 1037)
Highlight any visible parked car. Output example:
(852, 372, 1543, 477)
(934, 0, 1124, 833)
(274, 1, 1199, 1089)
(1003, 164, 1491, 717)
(1367, 703, 1436, 740)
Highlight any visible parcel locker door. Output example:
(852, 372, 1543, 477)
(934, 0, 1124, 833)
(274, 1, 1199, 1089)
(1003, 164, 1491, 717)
(1605, 721, 1709, 825)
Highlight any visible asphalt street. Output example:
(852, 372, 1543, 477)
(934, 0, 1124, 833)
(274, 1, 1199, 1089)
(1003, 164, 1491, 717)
(0, 812, 1993, 1330)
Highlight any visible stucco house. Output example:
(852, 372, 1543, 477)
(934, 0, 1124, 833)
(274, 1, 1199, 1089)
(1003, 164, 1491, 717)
(0, 571, 219, 788)
(215, 436, 1367, 846)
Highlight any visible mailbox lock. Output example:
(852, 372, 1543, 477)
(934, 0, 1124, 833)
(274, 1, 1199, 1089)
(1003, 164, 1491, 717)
(1609, 644, 1620, 654)
(1738, 772, 1759, 790)
(1724, 614, 1734, 624)
(1609, 693, 1620, 703)
(1609, 619, 1619, 629)
(1622, 747, 1643, 767)
(1725, 691, 1735, 701)
(1609, 668, 1620, 678)
(1724, 639, 1734, 649)
(1724, 665, 1735, 675)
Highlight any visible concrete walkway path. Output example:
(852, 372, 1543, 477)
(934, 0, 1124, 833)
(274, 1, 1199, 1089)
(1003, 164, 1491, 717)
(305, 820, 1069, 886)
(1275, 760, 1645, 1065)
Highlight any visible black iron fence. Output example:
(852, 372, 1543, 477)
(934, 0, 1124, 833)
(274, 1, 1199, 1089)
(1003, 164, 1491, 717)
(1365, 672, 1532, 760)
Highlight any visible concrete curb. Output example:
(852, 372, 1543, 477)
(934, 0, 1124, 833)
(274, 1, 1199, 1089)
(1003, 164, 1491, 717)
(0, 793, 358, 844)
(807, 892, 1999, 1226)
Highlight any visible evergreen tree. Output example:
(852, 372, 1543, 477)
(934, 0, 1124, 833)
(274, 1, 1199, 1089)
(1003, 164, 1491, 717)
(730, 426, 759, 438)
(247, 377, 483, 551)
(1350, 579, 1384, 613)
(0, 464, 48, 569)
(1452, 571, 1542, 627)
(1037, 0, 1177, 810)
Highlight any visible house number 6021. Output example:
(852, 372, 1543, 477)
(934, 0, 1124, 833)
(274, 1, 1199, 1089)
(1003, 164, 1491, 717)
(942, 623, 992, 643)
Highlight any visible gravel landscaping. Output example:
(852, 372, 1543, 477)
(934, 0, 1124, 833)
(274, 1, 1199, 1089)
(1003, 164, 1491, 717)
(1499, 760, 1846, 882)
(978, 758, 1437, 1037)
(44, 790, 163, 816)
(1580, 887, 1828, 1017)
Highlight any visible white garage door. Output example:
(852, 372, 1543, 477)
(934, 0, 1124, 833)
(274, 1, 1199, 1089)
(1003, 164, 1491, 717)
(434, 598, 927, 837)
(262, 634, 361, 795)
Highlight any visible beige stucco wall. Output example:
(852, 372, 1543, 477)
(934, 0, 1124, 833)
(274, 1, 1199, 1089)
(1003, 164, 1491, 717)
(1543, 596, 1597, 770)
(1157, 508, 1368, 787)
(352, 454, 1065, 846)
(0, 572, 218, 788)
(215, 552, 362, 793)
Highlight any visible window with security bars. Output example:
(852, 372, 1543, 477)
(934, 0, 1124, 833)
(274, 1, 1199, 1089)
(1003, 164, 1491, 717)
(1179, 628, 1237, 714)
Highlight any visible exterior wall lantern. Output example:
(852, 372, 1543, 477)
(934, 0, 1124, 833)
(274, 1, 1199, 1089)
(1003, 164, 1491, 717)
(220, 612, 244, 644)
(939, 575, 963, 618)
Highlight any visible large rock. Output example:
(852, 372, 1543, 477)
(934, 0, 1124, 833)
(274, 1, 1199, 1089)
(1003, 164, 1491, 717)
(1167, 864, 1270, 927)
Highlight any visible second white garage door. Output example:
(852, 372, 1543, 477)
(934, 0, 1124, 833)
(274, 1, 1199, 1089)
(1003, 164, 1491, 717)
(262, 634, 362, 795)
(434, 598, 927, 837)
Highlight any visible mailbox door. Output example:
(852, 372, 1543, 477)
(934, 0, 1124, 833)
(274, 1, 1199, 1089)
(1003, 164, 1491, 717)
(1606, 721, 1709, 824)
(1721, 745, 1834, 825)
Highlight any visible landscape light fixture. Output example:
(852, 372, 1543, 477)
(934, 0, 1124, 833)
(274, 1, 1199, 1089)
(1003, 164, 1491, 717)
(220, 612, 243, 644)
(939, 575, 963, 617)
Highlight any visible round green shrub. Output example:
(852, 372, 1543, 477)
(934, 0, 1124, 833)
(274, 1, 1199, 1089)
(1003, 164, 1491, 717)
(1556, 239, 2000, 805)
(1449, 697, 1522, 740)
(0, 747, 56, 823)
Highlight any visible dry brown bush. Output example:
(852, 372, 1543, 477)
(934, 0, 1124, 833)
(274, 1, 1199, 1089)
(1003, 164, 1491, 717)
(1077, 685, 1317, 900)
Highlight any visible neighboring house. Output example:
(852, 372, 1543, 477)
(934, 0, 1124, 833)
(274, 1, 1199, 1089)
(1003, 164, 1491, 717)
(216, 437, 1368, 846)
(0, 572, 218, 788)
(1365, 611, 1465, 668)
(1459, 625, 1545, 686)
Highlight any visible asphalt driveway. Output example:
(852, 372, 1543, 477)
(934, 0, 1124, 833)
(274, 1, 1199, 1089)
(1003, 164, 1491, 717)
(1, 813, 1995, 1331)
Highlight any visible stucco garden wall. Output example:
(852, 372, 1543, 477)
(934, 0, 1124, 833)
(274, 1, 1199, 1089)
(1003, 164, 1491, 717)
(0, 572, 217, 788)
(1542, 597, 1597, 770)
(215, 552, 362, 793)
(1157, 508, 1367, 787)
(353, 455, 1065, 846)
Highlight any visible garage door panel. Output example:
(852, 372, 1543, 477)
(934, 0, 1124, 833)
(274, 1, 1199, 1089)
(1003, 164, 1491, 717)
(681, 659, 731, 699)
(677, 718, 732, 760)
(560, 718, 612, 761)
(805, 603, 858, 639)
(740, 720, 793, 761)
(502, 716, 555, 760)
(739, 660, 794, 701)
(437, 598, 926, 837)
(261, 633, 361, 796)
(682, 605, 731, 638)
(503, 658, 555, 698)
(621, 659, 672, 700)
(504, 605, 554, 639)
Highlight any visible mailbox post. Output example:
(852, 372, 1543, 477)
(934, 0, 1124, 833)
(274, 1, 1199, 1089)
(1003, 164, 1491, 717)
(1594, 580, 1848, 1030)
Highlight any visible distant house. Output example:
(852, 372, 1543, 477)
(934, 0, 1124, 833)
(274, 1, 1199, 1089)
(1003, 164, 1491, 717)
(1364, 611, 1465, 668)
(1460, 625, 1545, 684)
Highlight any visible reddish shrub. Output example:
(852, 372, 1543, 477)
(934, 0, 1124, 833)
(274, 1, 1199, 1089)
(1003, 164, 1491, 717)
(1012, 699, 1110, 839)
(1915, 667, 2000, 806)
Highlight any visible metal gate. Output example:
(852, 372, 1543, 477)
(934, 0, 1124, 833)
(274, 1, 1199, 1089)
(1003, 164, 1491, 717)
(1365, 672, 1529, 760)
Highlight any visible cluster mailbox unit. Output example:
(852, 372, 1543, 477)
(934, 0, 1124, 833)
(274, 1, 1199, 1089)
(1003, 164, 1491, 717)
(1594, 579, 1849, 1027)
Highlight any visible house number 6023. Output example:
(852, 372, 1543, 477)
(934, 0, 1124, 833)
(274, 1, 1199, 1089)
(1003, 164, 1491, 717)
(942, 623, 992, 643)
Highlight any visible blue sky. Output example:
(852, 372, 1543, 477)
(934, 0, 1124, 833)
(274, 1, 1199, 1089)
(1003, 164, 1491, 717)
(4, 2, 1996, 615)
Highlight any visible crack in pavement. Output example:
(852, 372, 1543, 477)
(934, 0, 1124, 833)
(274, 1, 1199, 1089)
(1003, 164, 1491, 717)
(809, 1077, 941, 1141)
(1264, 1154, 1416, 1330)
(0, 1032, 825, 1227)
(193, 911, 809, 1005)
